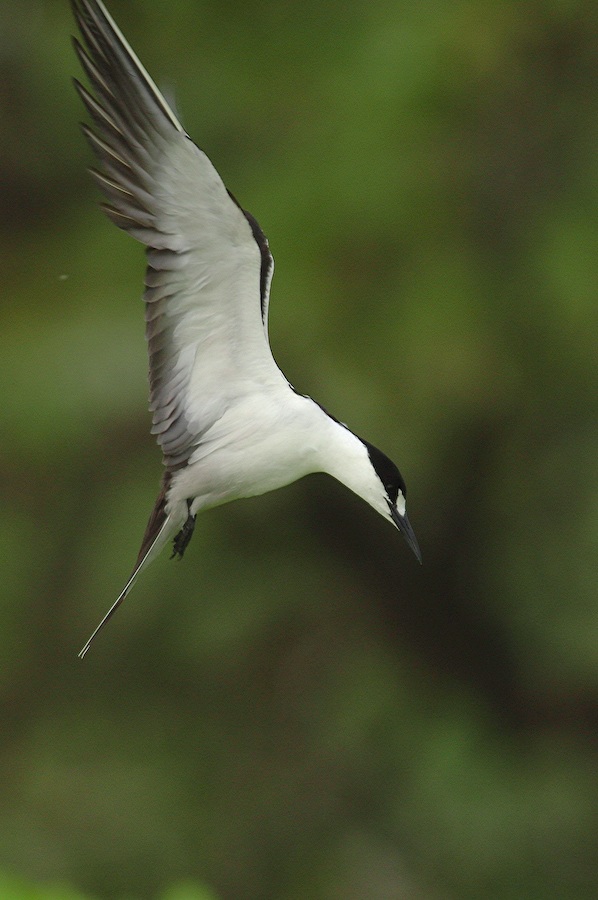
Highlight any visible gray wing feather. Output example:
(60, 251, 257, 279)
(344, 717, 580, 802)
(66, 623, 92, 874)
(72, 0, 278, 472)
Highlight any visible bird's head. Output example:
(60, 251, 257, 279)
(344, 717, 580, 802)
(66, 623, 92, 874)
(359, 438, 422, 563)
(314, 404, 421, 562)
(321, 415, 422, 563)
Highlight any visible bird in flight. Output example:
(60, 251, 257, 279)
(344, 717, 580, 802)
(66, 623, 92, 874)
(72, 0, 421, 658)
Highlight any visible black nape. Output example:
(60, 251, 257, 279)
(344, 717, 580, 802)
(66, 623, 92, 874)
(361, 438, 406, 504)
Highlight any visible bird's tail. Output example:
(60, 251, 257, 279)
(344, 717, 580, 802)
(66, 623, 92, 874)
(78, 476, 178, 658)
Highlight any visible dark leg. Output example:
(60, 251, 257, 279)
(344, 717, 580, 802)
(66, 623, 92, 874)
(171, 501, 196, 560)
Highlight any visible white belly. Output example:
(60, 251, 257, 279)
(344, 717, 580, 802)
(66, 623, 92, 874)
(167, 390, 326, 515)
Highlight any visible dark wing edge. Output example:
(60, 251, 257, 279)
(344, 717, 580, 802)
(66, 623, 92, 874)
(226, 190, 274, 328)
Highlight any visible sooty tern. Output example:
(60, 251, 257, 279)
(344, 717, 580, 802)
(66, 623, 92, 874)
(72, 0, 421, 658)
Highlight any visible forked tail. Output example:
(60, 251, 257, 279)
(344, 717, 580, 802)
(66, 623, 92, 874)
(78, 515, 175, 658)
(78, 474, 178, 658)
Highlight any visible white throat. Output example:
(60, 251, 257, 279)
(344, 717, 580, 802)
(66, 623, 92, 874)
(317, 416, 393, 522)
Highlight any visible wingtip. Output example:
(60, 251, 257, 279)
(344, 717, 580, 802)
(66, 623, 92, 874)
(71, 35, 88, 66)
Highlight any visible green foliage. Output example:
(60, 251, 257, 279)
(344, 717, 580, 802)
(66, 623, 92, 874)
(0, 872, 217, 900)
(0, 870, 94, 899)
(160, 883, 219, 900)
(2, 0, 597, 898)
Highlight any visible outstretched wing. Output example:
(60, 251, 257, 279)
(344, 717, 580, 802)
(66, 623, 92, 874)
(72, 0, 277, 471)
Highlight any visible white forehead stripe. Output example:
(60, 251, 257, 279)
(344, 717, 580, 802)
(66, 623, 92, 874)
(395, 490, 406, 517)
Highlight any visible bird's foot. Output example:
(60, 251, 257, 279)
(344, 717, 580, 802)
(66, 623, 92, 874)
(171, 504, 196, 560)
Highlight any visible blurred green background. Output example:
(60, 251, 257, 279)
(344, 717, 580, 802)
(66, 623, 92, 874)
(2, 0, 597, 897)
